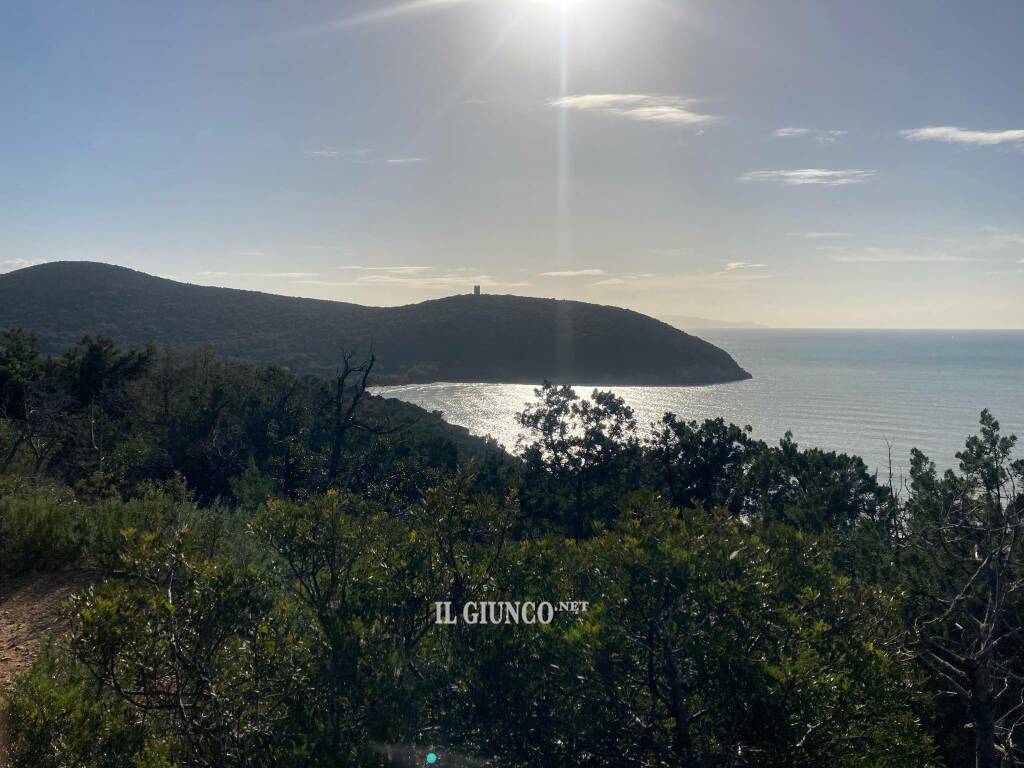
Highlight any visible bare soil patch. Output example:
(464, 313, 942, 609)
(0, 570, 97, 767)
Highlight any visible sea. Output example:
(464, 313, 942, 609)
(375, 330, 1024, 475)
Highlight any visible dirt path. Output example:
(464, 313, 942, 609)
(0, 570, 96, 767)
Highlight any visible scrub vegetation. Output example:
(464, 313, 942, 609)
(1, 329, 1022, 767)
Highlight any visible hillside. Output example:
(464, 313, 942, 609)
(0, 262, 751, 385)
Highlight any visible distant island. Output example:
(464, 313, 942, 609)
(0, 262, 751, 386)
(659, 315, 769, 330)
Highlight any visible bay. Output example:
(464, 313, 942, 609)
(376, 330, 1024, 474)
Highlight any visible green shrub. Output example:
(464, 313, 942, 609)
(0, 480, 84, 574)
(5, 644, 151, 768)
(0, 479, 251, 575)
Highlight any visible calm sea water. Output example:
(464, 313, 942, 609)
(376, 330, 1024, 473)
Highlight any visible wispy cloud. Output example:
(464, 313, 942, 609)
(790, 232, 850, 239)
(740, 168, 877, 186)
(900, 126, 1024, 147)
(198, 271, 318, 279)
(984, 229, 1024, 247)
(820, 229, 1024, 267)
(335, 265, 432, 274)
(924, 228, 1024, 253)
(308, 0, 478, 32)
(589, 266, 774, 290)
(648, 248, 693, 258)
(306, 149, 429, 165)
(539, 268, 609, 277)
(297, 272, 530, 290)
(825, 247, 984, 264)
(548, 94, 720, 127)
(588, 272, 658, 287)
(774, 127, 846, 143)
(1, 258, 46, 272)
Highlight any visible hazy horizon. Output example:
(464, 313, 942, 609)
(3, 1, 1023, 328)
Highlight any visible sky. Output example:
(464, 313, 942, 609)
(2, 0, 1023, 328)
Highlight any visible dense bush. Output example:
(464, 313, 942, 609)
(0, 480, 84, 573)
(4, 491, 936, 767)
(0, 478, 247, 575)
(4, 645, 148, 768)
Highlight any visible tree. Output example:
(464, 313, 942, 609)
(325, 351, 376, 487)
(252, 475, 515, 762)
(0, 328, 43, 419)
(518, 383, 641, 536)
(902, 410, 1024, 768)
(56, 336, 151, 479)
(648, 415, 758, 514)
(448, 497, 936, 767)
(0, 328, 48, 472)
(589, 500, 934, 767)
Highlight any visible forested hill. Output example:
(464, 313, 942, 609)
(0, 261, 751, 385)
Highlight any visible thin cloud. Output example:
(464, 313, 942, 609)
(715, 263, 773, 281)
(1, 258, 46, 272)
(198, 271, 318, 279)
(820, 230, 1024, 266)
(826, 247, 983, 264)
(724, 261, 767, 271)
(774, 127, 846, 143)
(900, 126, 1024, 147)
(790, 232, 850, 239)
(987, 231, 1024, 247)
(297, 273, 530, 289)
(589, 272, 658, 287)
(589, 268, 777, 295)
(335, 266, 432, 274)
(540, 268, 609, 277)
(304, 0, 478, 33)
(548, 94, 720, 127)
(740, 169, 877, 186)
(305, 150, 428, 165)
(648, 248, 693, 258)
(719, 272, 775, 281)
